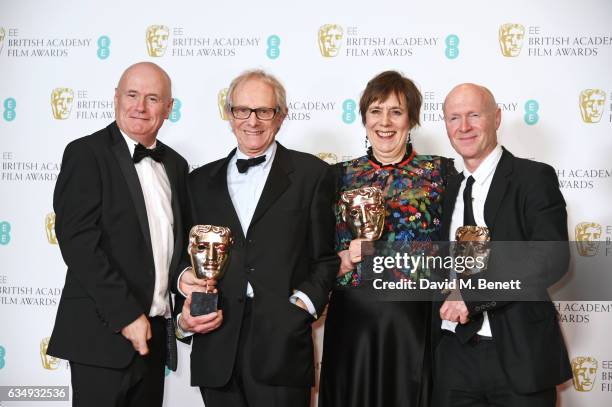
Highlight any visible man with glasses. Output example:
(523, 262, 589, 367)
(174, 69, 338, 407)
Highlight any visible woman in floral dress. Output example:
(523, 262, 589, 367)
(319, 71, 455, 407)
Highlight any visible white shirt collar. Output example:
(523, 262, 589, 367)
(464, 144, 503, 185)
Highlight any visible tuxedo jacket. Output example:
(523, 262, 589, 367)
(48, 122, 189, 369)
(175, 143, 338, 388)
(432, 148, 572, 394)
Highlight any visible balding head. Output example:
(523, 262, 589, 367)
(114, 62, 174, 146)
(117, 62, 172, 99)
(443, 83, 501, 173)
(443, 83, 497, 115)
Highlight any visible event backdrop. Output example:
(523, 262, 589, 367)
(1, 0, 611, 405)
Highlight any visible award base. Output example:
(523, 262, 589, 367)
(190, 292, 218, 316)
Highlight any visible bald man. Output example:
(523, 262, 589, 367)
(432, 84, 571, 406)
(48, 62, 190, 407)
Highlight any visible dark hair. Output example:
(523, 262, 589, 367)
(359, 70, 422, 128)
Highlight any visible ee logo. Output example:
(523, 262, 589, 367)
(445, 35, 459, 59)
(0, 345, 5, 369)
(169, 98, 181, 123)
(97, 36, 111, 60)
(3, 98, 16, 121)
(0, 221, 10, 245)
(342, 99, 356, 124)
(524, 99, 539, 125)
(267, 35, 280, 60)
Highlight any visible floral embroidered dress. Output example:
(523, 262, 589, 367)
(335, 146, 449, 287)
(319, 145, 454, 407)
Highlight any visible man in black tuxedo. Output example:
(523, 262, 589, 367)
(174, 70, 338, 407)
(48, 62, 189, 407)
(432, 83, 572, 406)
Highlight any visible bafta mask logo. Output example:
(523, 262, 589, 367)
(50, 88, 74, 120)
(45, 212, 57, 245)
(499, 23, 525, 57)
(40, 337, 60, 370)
(579, 89, 606, 123)
(317, 152, 338, 165)
(318, 24, 343, 57)
(571, 356, 598, 392)
(218, 88, 229, 120)
(0, 27, 5, 54)
(454, 226, 491, 275)
(575, 222, 602, 257)
(188, 225, 233, 279)
(340, 186, 385, 240)
(146, 25, 169, 57)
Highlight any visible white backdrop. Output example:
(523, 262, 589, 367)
(1, 0, 611, 405)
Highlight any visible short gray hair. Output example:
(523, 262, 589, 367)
(225, 69, 288, 117)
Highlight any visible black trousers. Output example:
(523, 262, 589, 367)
(69, 317, 166, 407)
(432, 332, 556, 407)
(201, 298, 310, 407)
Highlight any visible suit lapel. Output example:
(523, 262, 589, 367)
(249, 143, 293, 233)
(159, 142, 183, 275)
(484, 148, 513, 234)
(208, 149, 246, 242)
(441, 172, 462, 241)
(109, 122, 154, 261)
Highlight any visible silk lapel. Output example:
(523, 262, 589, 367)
(109, 122, 154, 262)
(441, 172, 462, 241)
(159, 142, 183, 275)
(208, 149, 246, 242)
(249, 143, 293, 233)
(484, 148, 513, 234)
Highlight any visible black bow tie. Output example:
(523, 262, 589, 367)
(236, 155, 266, 173)
(133, 143, 165, 163)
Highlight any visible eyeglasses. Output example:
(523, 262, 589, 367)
(230, 106, 279, 120)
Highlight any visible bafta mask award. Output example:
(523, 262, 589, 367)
(340, 186, 385, 240)
(454, 225, 491, 276)
(188, 225, 233, 316)
(340, 186, 385, 279)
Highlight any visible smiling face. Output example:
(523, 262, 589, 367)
(114, 63, 173, 147)
(444, 84, 501, 173)
(365, 92, 411, 164)
(228, 77, 284, 157)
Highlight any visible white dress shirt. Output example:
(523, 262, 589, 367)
(121, 132, 174, 318)
(441, 144, 503, 336)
